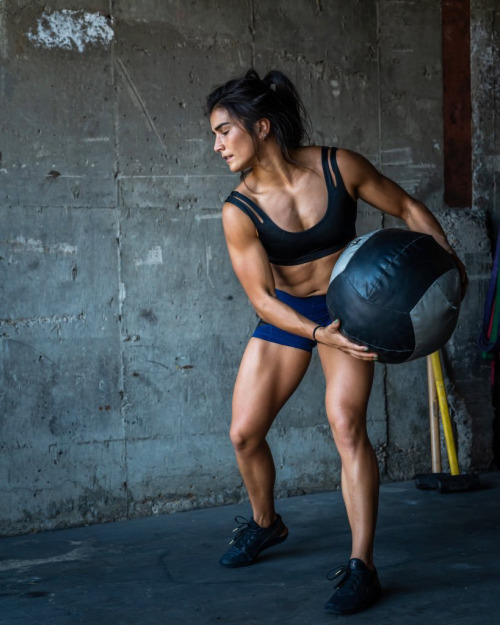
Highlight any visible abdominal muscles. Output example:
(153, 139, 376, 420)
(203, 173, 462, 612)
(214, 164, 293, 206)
(271, 249, 343, 297)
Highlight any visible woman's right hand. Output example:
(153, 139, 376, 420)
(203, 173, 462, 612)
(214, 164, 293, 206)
(316, 320, 378, 361)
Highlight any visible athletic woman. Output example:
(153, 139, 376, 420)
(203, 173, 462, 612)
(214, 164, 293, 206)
(206, 69, 467, 616)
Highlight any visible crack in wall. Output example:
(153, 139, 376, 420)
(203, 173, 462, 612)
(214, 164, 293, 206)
(376, 1, 385, 230)
(0, 0, 7, 59)
(250, 0, 255, 68)
(382, 365, 390, 477)
(109, 0, 130, 520)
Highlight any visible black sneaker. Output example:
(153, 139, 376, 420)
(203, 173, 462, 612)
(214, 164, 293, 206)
(324, 558, 381, 615)
(219, 515, 288, 568)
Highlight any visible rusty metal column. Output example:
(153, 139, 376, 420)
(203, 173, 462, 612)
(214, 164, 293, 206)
(442, 0, 472, 208)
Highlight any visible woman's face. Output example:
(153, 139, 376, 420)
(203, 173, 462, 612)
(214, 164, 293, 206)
(210, 107, 257, 173)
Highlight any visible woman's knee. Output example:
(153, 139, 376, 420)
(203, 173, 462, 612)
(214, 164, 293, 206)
(229, 422, 264, 454)
(328, 407, 369, 453)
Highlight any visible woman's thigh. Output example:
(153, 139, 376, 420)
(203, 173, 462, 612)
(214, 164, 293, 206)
(231, 337, 312, 441)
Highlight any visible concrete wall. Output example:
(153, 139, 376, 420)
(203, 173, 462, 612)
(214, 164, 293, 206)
(471, 0, 500, 229)
(471, 0, 500, 466)
(0, 0, 495, 536)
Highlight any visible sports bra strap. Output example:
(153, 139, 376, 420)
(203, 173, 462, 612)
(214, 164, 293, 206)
(328, 146, 340, 178)
(321, 146, 337, 191)
(226, 190, 269, 223)
(325, 146, 348, 194)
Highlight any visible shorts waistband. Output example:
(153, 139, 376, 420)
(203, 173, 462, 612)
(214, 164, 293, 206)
(275, 289, 327, 305)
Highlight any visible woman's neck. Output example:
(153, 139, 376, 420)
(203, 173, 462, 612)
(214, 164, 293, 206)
(249, 143, 304, 190)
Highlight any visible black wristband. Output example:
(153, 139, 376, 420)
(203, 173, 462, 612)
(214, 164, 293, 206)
(312, 325, 323, 344)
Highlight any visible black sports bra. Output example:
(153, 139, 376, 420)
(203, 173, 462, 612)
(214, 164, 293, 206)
(224, 147, 357, 266)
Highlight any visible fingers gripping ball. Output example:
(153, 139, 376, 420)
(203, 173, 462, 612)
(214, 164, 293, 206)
(327, 229, 462, 364)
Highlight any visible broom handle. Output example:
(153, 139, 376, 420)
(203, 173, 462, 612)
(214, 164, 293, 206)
(430, 351, 460, 476)
(426, 355, 442, 473)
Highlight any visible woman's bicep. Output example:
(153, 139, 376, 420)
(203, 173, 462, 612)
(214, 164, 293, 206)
(359, 174, 414, 220)
(222, 204, 276, 304)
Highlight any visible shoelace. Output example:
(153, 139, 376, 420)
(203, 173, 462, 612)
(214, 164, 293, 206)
(228, 516, 256, 546)
(326, 564, 357, 590)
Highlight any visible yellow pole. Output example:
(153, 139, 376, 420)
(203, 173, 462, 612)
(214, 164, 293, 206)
(430, 351, 460, 476)
(426, 355, 442, 473)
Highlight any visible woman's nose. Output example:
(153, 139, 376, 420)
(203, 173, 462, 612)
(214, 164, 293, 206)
(214, 135, 223, 152)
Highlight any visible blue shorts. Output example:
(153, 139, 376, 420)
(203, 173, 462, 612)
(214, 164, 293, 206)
(252, 289, 332, 353)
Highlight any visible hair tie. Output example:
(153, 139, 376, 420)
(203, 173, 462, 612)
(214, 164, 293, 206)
(269, 82, 276, 92)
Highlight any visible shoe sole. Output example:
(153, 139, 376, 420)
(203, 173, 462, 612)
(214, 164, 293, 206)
(324, 588, 381, 615)
(219, 530, 288, 568)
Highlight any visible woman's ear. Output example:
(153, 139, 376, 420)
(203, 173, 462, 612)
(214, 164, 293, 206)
(256, 118, 271, 139)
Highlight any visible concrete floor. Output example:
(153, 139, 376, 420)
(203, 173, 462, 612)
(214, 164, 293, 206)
(1, 473, 499, 625)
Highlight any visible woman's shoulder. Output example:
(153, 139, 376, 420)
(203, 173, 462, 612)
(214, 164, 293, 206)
(335, 148, 376, 177)
(294, 144, 322, 167)
(296, 145, 359, 169)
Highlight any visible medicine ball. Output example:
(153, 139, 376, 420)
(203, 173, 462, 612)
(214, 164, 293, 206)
(327, 228, 461, 364)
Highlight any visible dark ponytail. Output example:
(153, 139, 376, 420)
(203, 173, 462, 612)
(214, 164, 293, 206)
(206, 68, 311, 166)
